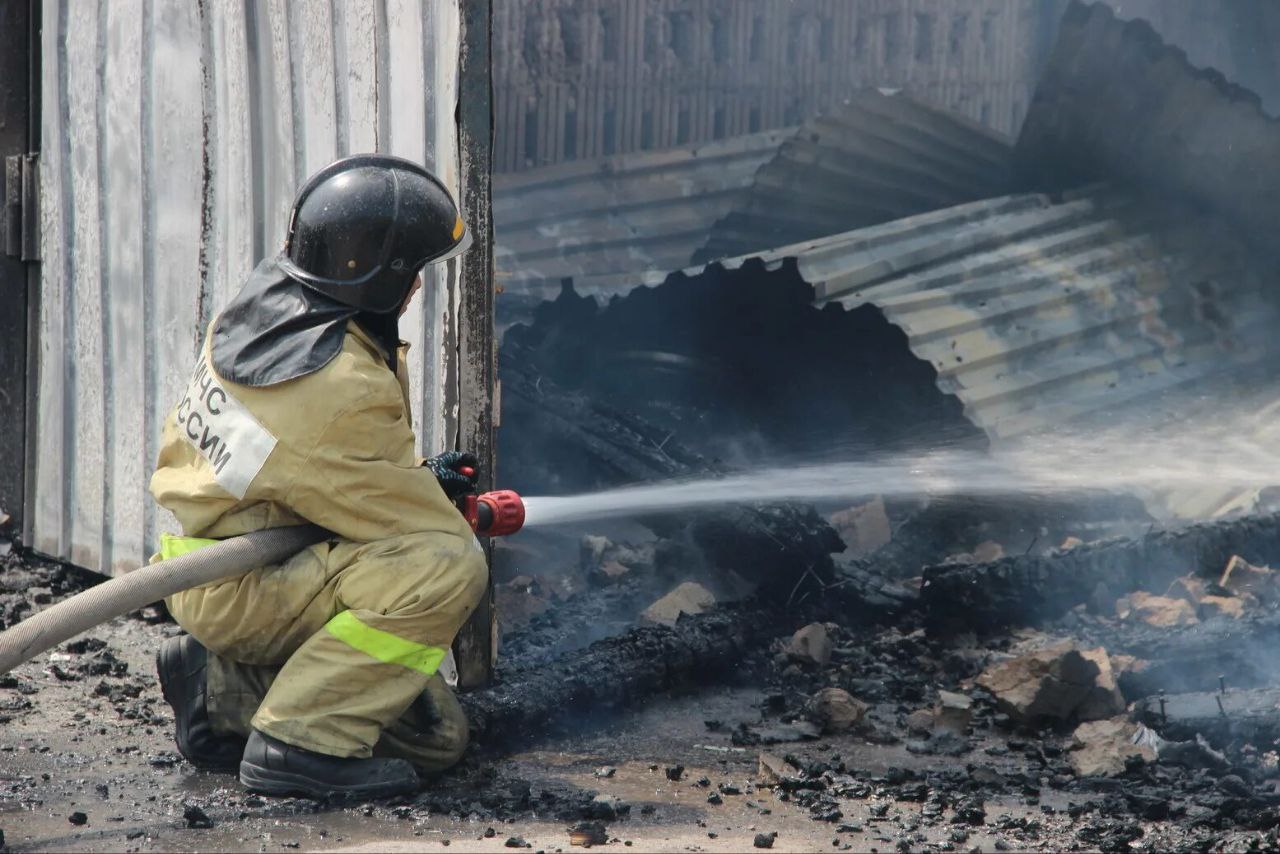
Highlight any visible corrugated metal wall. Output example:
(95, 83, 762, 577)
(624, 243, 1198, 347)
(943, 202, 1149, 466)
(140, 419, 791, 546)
(494, 0, 1049, 172)
(34, 0, 465, 575)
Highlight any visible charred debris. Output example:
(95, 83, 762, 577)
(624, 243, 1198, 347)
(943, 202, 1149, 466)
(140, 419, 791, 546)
(470, 1, 1280, 846)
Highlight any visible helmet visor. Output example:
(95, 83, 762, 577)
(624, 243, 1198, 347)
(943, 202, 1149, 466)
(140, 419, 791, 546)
(417, 216, 472, 269)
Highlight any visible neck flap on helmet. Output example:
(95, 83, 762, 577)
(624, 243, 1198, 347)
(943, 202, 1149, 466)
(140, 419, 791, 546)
(210, 256, 401, 387)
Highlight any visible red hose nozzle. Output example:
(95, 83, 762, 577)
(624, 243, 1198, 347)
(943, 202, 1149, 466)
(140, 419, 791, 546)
(473, 490, 525, 537)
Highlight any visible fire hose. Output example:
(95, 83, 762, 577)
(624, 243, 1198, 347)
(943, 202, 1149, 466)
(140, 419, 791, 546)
(0, 487, 525, 676)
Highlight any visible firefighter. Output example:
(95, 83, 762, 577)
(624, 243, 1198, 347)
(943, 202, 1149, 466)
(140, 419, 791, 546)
(149, 154, 487, 800)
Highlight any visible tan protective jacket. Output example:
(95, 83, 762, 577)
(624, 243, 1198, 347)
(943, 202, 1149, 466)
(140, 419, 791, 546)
(150, 322, 474, 547)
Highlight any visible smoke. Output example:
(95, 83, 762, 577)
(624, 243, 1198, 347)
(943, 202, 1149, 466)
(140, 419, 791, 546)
(522, 404, 1280, 528)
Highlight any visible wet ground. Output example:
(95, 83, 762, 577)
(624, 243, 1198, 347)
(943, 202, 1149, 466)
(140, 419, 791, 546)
(6, 543, 1280, 853)
(0, 608, 1026, 854)
(0, 618, 1067, 854)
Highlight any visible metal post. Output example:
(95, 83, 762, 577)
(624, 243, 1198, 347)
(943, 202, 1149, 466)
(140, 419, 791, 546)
(451, 0, 496, 690)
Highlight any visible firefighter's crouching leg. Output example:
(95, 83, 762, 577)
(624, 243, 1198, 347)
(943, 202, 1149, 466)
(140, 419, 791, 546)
(206, 658, 470, 774)
(250, 532, 487, 759)
(205, 656, 280, 738)
(373, 673, 470, 774)
(168, 539, 339, 738)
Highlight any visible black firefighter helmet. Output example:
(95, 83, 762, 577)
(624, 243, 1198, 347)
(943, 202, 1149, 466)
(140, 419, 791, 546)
(277, 153, 471, 314)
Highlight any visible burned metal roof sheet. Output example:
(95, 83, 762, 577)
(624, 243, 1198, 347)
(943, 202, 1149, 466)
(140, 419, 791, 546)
(493, 129, 791, 303)
(495, 90, 1016, 308)
(1018, 0, 1280, 259)
(689, 186, 1280, 448)
(693, 89, 1016, 265)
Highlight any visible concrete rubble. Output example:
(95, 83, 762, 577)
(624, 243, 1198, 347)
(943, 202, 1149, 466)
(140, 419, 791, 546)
(805, 688, 868, 734)
(975, 641, 1124, 724)
(1068, 717, 1156, 777)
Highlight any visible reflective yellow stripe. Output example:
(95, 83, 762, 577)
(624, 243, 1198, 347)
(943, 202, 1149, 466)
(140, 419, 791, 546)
(159, 534, 220, 561)
(451, 215, 465, 240)
(324, 610, 447, 676)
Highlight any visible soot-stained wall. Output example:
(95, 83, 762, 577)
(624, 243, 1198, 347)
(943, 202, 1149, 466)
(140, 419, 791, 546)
(494, 0, 1056, 173)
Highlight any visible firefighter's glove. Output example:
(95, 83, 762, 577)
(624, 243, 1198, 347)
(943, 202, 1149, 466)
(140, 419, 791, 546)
(424, 450, 479, 499)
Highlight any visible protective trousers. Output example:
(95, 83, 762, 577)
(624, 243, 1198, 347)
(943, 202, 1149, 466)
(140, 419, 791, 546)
(165, 530, 488, 770)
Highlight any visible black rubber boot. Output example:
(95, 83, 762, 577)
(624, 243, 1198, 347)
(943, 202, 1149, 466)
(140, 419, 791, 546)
(155, 634, 247, 772)
(239, 730, 419, 800)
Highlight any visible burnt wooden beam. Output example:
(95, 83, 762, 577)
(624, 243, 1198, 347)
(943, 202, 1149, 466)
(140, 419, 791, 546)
(1137, 686, 1280, 748)
(462, 601, 779, 748)
(1114, 612, 1280, 700)
(922, 512, 1280, 634)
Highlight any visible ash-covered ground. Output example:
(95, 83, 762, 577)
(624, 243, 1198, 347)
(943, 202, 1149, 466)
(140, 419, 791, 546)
(8, 492, 1280, 854)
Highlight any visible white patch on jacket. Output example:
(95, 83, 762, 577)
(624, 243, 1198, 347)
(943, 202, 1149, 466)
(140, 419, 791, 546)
(175, 356, 278, 499)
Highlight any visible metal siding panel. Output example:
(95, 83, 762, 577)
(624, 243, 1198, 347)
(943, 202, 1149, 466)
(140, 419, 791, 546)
(207, 0, 255, 313)
(296, 0, 339, 176)
(426, 0, 462, 451)
(341, 0, 379, 153)
(382, 0, 429, 450)
(35, 0, 464, 572)
(258, 0, 298, 254)
(103, 0, 148, 574)
(65, 0, 106, 571)
(34, 0, 70, 558)
(148, 0, 205, 544)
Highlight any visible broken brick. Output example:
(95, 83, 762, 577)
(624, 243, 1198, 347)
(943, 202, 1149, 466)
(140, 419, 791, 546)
(1075, 648, 1126, 721)
(1068, 717, 1155, 777)
(639, 582, 715, 627)
(590, 560, 632, 586)
(905, 709, 934, 736)
(784, 623, 832, 667)
(827, 497, 891, 557)
(806, 688, 868, 734)
(756, 753, 802, 788)
(1164, 574, 1207, 606)
(1198, 594, 1246, 619)
(1124, 591, 1199, 628)
(1219, 555, 1280, 604)
(976, 642, 1123, 724)
(933, 690, 973, 734)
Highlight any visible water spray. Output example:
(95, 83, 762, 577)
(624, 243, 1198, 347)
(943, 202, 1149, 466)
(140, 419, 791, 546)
(518, 419, 1280, 528)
